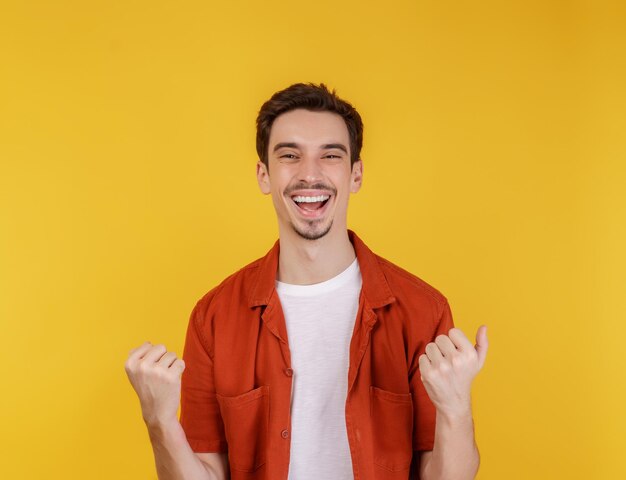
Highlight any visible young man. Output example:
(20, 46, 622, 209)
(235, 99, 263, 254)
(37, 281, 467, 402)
(125, 83, 488, 480)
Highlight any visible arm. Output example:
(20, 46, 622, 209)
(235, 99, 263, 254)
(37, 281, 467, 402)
(146, 418, 229, 480)
(125, 342, 229, 480)
(418, 326, 488, 480)
(418, 411, 478, 480)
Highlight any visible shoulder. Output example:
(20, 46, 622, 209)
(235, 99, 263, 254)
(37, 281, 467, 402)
(192, 255, 263, 317)
(369, 253, 453, 335)
(184, 256, 265, 356)
(374, 253, 449, 310)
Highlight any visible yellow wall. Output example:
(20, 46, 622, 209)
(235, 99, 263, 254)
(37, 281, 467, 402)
(1, 1, 624, 478)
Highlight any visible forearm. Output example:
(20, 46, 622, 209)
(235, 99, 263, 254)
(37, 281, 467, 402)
(147, 419, 217, 480)
(422, 408, 480, 480)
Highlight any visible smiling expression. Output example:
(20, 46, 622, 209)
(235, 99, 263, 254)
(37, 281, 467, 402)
(256, 109, 363, 241)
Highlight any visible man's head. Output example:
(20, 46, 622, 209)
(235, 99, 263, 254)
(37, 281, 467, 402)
(255, 83, 364, 241)
(256, 83, 363, 171)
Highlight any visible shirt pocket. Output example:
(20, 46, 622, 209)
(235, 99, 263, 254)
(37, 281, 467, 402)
(370, 385, 414, 472)
(216, 385, 270, 473)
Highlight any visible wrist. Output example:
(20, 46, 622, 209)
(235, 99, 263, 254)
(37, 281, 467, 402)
(436, 405, 474, 425)
(144, 415, 181, 436)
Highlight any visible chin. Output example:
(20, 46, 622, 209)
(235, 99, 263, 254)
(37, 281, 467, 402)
(291, 219, 333, 241)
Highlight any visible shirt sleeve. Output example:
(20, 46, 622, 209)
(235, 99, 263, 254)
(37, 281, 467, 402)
(409, 299, 455, 451)
(179, 298, 228, 453)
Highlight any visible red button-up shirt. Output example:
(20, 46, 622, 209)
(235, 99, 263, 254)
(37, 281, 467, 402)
(180, 230, 454, 479)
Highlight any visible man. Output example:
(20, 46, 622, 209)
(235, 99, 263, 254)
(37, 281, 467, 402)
(125, 83, 488, 480)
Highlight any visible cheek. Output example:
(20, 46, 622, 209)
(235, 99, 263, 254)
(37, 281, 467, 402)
(271, 190, 290, 214)
(271, 171, 293, 193)
(273, 184, 288, 201)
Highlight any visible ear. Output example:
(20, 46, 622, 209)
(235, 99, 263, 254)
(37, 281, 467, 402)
(256, 161, 271, 195)
(350, 159, 363, 193)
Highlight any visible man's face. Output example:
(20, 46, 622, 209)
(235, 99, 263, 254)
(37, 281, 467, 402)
(257, 109, 363, 241)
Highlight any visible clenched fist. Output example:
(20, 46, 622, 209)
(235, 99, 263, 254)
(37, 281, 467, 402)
(124, 342, 185, 427)
(419, 326, 488, 417)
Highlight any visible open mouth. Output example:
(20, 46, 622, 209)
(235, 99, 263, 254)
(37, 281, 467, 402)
(290, 194, 331, 217)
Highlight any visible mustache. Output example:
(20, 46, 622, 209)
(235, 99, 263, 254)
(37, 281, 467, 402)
(284, 182, 337, 196)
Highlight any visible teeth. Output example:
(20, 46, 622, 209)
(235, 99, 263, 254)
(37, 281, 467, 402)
(292, 195, 330, 203)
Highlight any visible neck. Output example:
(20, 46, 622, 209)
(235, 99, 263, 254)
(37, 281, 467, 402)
(277, 224, 356, 285)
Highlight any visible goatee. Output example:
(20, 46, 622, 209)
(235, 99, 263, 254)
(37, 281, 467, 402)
(291, 220, 333, 241)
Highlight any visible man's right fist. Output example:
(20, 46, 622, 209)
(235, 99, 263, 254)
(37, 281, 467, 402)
(124, 342, 185, 428)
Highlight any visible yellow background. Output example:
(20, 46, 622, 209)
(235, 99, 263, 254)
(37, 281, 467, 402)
(1, 0, 624, 478)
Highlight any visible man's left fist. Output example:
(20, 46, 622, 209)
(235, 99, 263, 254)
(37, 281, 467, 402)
(418, 326, 488, 416)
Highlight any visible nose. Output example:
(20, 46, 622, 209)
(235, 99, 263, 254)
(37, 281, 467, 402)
(297, 154, 324, 184)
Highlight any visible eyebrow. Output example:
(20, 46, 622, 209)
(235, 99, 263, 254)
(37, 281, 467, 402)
(272, 142, 348, 153)
(322, 143, 348, 153)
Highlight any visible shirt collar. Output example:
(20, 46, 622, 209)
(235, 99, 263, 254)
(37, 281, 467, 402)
(248, 229, 396, 309)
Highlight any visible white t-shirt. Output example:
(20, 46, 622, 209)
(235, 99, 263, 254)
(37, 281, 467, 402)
(275, 258, 362, 480)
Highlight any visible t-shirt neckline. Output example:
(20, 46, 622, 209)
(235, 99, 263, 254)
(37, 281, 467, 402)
(275, 257, 360, 297)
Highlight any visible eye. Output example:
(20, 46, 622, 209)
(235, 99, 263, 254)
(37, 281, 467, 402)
(279, 154, 298, 159)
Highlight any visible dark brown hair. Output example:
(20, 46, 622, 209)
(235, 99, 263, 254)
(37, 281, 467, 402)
(256, 83, 363, 170)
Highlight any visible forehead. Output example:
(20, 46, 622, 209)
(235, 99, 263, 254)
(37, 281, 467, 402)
(269, 109, 349, 147)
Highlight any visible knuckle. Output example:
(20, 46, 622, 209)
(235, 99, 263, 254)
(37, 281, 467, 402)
(463, 350, 476, 361)
(427, 367, 441, 379)
(437, 365, 451, 377)
(138, 362, 151, 374)
(451, 355, 465, 368)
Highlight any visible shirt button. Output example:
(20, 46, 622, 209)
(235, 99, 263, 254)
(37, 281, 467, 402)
(284, 368, 293, 377)
(281, 429, 289, 439)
